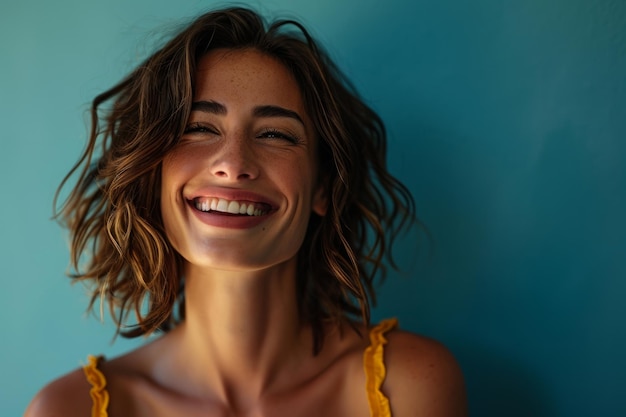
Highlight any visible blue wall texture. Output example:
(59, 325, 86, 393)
(2, 1, 624, 416)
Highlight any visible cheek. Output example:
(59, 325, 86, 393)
(160, 152, 187, 245)
(162, 147, 195, 179)
(160, 146, 204, 199)
(159, 180, 179, 247)
(283, 161, 315, 195)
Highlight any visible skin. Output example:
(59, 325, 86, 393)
(25, 49, 466, 417)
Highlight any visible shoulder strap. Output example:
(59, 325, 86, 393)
(83, 355, 109, 417)
(363, 318, 398, 417)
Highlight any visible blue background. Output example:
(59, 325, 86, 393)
(2, 0, 625, 416)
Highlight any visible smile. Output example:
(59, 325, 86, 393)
(192, 197, 271, 216)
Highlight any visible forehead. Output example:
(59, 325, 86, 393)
(194, 49, 304, 109)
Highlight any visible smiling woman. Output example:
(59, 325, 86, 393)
(25, 7, 466, 417)
(161, 49, 326, 270)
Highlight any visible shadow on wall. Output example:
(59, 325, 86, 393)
(459, 344, 558, 417)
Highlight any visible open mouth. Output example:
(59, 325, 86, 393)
(191, 197, 272, 217)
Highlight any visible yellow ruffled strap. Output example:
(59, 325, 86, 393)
(82, 355, 109, 417)
(363, 318, 398, 417)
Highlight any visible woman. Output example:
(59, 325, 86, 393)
(26, 7, 466, 417)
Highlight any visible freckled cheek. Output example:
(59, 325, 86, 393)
(162, 148, 205, 181)
(285, 163, 317, 200)
(160, 159, 193, 212)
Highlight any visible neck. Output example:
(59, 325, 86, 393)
(169, 257, 312, 404)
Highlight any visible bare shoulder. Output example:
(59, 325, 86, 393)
(24, 367, 92, 417)
(383, 329, 467, 417)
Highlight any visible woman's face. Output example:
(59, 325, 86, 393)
(160, 48, 327, 273)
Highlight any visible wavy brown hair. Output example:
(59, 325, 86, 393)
(56, 7, 416, 351)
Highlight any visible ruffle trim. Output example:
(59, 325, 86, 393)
(83, 355, 109, 417)
(363, 318, 398, 417)
(81, 321, 396, 417)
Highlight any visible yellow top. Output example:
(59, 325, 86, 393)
(82, 355, 109, 417)
(83, 318, 397, 417)
(363, 317, 397, 417)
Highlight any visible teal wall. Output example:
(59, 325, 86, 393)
(2, 1, 624, 416)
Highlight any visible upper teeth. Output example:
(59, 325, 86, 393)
(194, 197, 268, 216)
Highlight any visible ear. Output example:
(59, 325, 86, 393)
(312, 179, 329, 216)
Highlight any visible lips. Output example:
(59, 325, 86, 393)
(192, 196, 272, 216)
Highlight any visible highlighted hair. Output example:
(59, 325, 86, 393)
(55, 7, 416, 352)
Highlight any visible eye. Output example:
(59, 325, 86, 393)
(257, 128, 301, 144)
(183, 123, 218, 135)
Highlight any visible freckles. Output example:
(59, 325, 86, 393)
(165, 148, 200, 177)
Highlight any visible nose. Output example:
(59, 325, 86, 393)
(210, 135, 259, 181)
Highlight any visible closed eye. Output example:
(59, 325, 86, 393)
(183, 123, 218, 135)
(257, 128, 301, 144)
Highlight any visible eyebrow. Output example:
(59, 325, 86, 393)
(191, 100, 227, 115)
(190, 100, 305, 126)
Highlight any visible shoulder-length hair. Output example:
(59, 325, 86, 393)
(56, 6, 416, 352)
